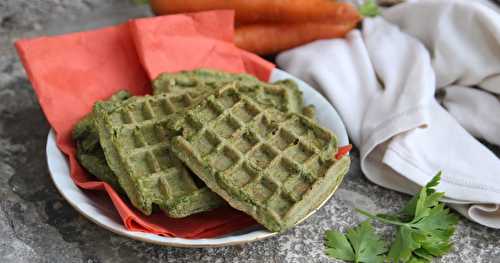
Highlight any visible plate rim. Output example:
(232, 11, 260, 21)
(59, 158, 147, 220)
(45, 68, 349, 247)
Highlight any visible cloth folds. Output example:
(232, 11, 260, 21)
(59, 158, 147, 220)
(16, 10, 275, 238)
(277, 0, 500, 228)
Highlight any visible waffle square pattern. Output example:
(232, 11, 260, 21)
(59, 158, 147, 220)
(171, 87, 350, 232)
(153, 69, 305, 115)
(93, 92, 224, 218)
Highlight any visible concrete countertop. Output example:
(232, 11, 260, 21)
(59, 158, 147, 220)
(1, 1, 499, 262)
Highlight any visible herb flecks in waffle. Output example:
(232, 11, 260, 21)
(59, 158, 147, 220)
(73, 90, 131, 192)
(170, 87, 350, 232)
(93, 92, 224, 218)
(153, 69, 307, 116)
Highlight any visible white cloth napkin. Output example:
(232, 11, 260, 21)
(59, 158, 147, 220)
(277, 0, 500, 228)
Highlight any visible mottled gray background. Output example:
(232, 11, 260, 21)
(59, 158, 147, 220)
(1, 1, 499, 262)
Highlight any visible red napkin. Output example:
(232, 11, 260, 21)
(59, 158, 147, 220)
(128, 11, 273, 80)
(16, 10, 274, 238)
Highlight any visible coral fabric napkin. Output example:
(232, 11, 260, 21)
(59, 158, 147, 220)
(129, 11, 273, 80)
(278, 0, 500, 228)
(16, 10, 274, 238)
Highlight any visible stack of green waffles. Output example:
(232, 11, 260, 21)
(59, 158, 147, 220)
(72, 69, 350, 232)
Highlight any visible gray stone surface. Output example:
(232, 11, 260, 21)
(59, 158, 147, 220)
(1, 1, 499, 262)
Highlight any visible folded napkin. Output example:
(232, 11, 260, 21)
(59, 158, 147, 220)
(129, 11, 273, 80)
(16, 10, 275, 238)
(277, 0, 500, 228)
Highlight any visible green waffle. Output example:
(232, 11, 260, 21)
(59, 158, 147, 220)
(153, 69, 258, 95)
(153, 69, 307, 115)
(93, 91, 225, 218)
(301, 105, 316, 119)
(73, 91, 131, 191)
(75, 70, 320, 220)
(169, 87, 350, 232)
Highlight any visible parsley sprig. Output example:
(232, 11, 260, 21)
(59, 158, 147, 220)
(325, 172, 459, 263)
(359, 0, 381, 18)
(325, 221, 386, 263)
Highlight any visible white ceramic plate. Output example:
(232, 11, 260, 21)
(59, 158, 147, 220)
(46, 69, 349, 247)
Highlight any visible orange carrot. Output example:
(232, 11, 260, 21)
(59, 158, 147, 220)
(149, 0, 361, 25)
(234, 21, 358, 55)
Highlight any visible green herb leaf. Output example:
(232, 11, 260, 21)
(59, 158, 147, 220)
(325, 221, 385, 263)
(331, 172, 458, 263)
(362, 172, 458, 262)
(325, 230, 355, 261)
(401, 172, 442, 218)
(359, 0, 381, 18)
(348, 221, 386, 263)
(387, 225, 423, 262)
(412, 248, 434, 262)
(407, 254, 432, 263)
(412, 203, 458, 256)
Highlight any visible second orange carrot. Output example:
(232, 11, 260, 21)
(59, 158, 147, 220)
(234, 21, 359, 55)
